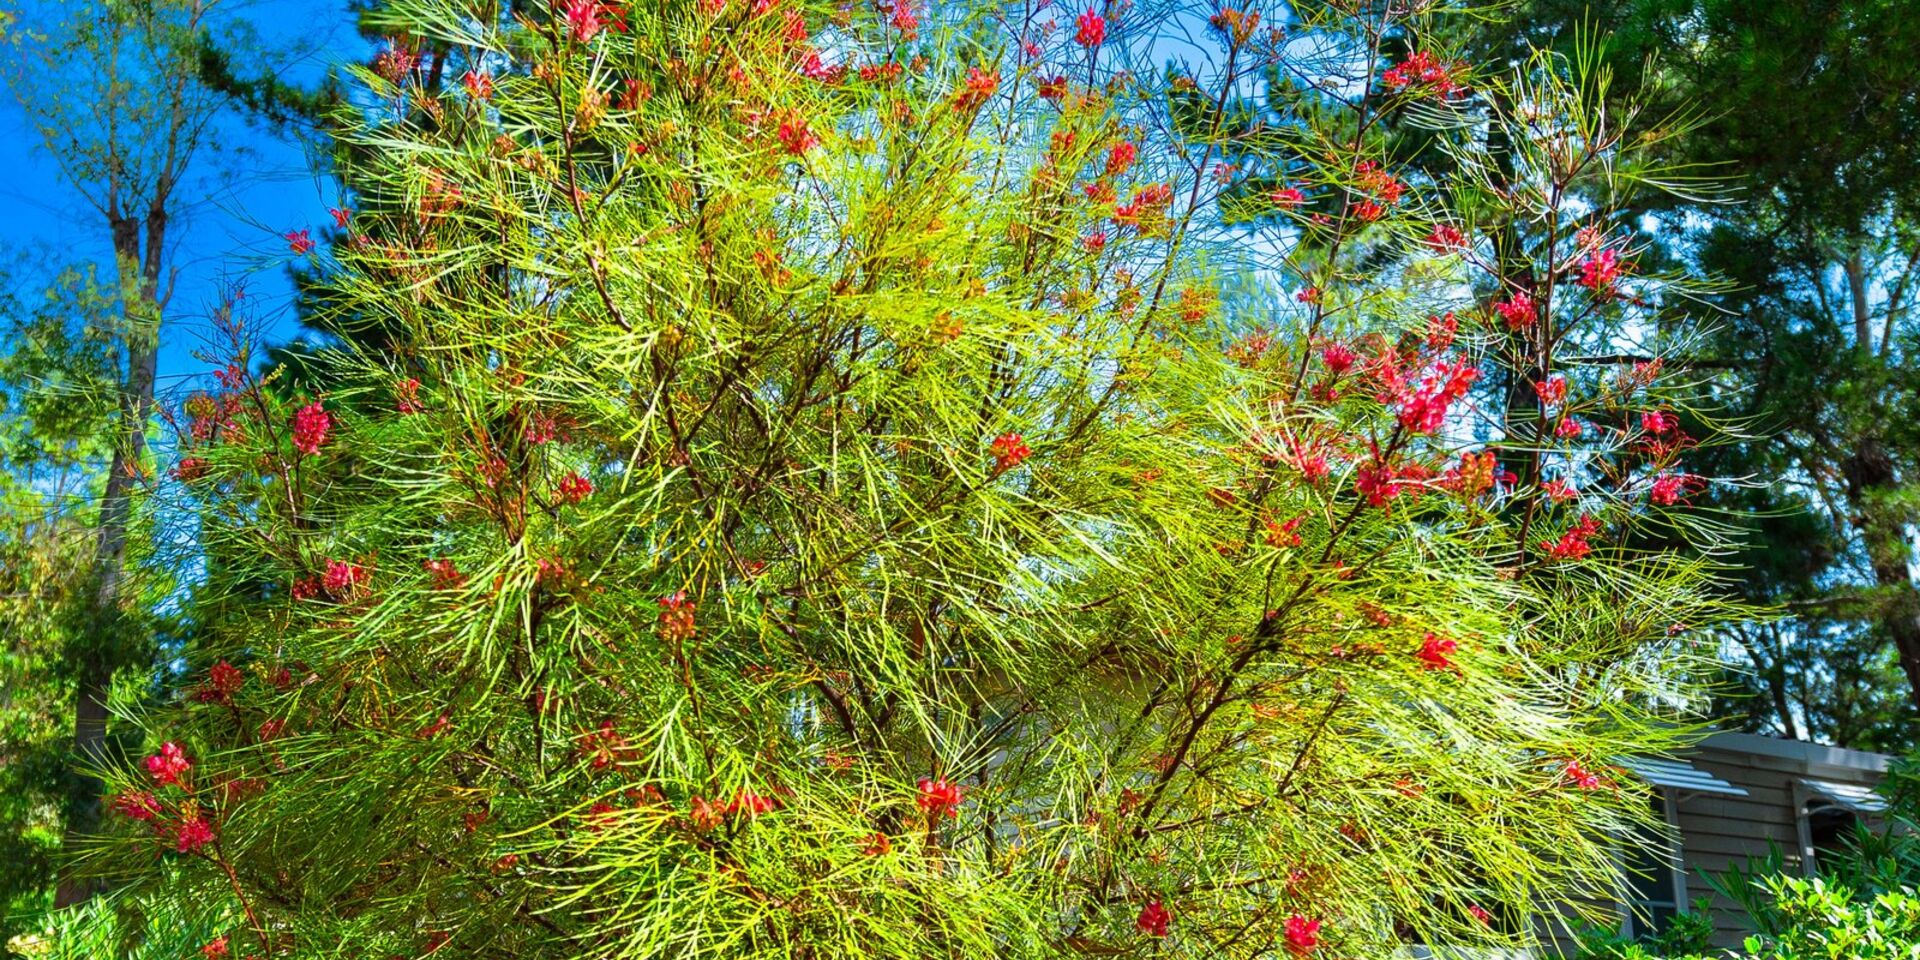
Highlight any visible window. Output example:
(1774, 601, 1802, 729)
(1621, 791, 1688, 938)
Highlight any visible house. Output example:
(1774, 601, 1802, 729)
(1608, 732, 1894, 951)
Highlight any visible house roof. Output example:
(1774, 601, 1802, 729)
(1801, 778, 1889, 814)
(1698, 732, 1892, 773)
(1617, 756, 1748, 797)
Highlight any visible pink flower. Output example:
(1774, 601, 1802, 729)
(1136, 899, 1170, 937)
(1533, 376, 1567, 407)
(991, 433, 1032, 473)
(1382, 50, 1461, 96)
(917, 777, 962, 817)
(1320, 343, 1356, 375)
(1416, 633, 1457, 671)
(1468, 904, 1493, 925)
(1640, 409, 1677, 434)
(888, 0, 919, 38)
(1577, 247, 1623, 292)
(285, 230, 315, 255)
(1543, 478, 1578, 503)
(1083, 230, 1107, 253)
(1295, 286, 1321, 304)
(1394, 360, 1480, 434)
(290, 402, 331, 455)
(145, 742, 191, 787)
(329, 207, 351, 229)
(394, 378, 423, 414)
(1284, 914, 1321, 955)
(323, 559, 366, 597)
(1554, 417, 1584, 439)
(954, 65, 999, 110)
(424, 558, 465, 589)
(112, 790, 162, 821)
(174, 814, 215, 853)
(1105, 140, 1137, 177)
(1271, 185, 1306, 209)
(564, 0, 609, 41)
(171, 457, 208, 482)
(1075, 9, 1106, 47)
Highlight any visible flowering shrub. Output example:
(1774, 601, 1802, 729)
(89, 0, 1741, 957)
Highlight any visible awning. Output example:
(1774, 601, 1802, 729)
(1800, 778, 1888, 814)
(1616, 756, 1749, 797)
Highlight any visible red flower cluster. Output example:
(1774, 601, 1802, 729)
(113, 790, 162, 821)
(1284, 914, 1321, 955)
(462, 69, 493, 100)
(658, 591, 696, 641)
(1577, 247, 1624, 293)
(990, 432, 1032, 473)
(1105, 140, 1137, 177)
(1564, 759, 1606, 790)
(1392, 360, 1480, 434)
(1320, 342, 1356, 375)
(1416, 633, 1457, 671)
(1493, 291, 1536, 329)
(1075, 8, 1106, 47)
(888, 0, 919, 38)
(777, 118, 818, 155)
(174, 814, 215, 853)
(192, 661, 246, 704)
(201, 935, 229, 959)
(1649, 472, 1695, 506)
(1113, 182, 1173, 230)
(1542, 514, 1602, 561)
(1640, 409, 1677, 434)
(954, 65, 999, 109)
(1382, 50, 1461, 96)
(1533, 376, 1567, 407)
(577, 720, 633, 770)
(1136, 899, 1170, 937)
(145, 742, 191, 787)
(285, 230, 315, 255)
(323, 559, 367, 597)
(557, 471, 594, 504)
(1270, 185, 1305, 208)
(565, 0, 610, 41)
(1425, 223, 1466, 251)
(916, 777, 963, 817)
(291, 402, 331, 455)
(394, 377, 423, 414)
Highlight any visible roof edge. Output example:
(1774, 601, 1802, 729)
(1697, 732, 1892, 772)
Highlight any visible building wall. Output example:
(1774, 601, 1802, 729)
(1669, 734, 1889, 950)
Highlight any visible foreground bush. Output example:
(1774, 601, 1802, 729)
(69, 0, 1735, 956)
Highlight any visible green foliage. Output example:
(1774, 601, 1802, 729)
(52, 1, 1743, 957)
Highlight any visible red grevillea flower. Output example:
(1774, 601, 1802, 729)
(329, 206, 351, 228)
(462, 69, 493, 100)
(1563, 760, 1606, 789)
(1542, 514, 1602, 561)
(1284, 914, 1321, 955)
(323, 559, 366, 597)
(1416, 633, 1457, 671)
(146, 742, 191, 787)
(174, 814, 215, 853)
(557, 472, 594, 504)
(777, 118, 818, 155)
(1394, 360, 1480, 434)
(394, 378, 423, 414)
(1382, 50, 1461, 96)
(171, 457, 208, 482)
(424, 558, 466, 589)
(1577, 247, 1623, 292)
(1264, 514, 1303, 548)
(954, 65, 1000, 109)
(113, 790, 162, 821)
(1425, 311, 1459, 349)
(1544, 478, 1579, 503)
(990, 433, 1032, 473)
(564, 0, 609, 41)
(1468, 904, 1493, 925)
(1533, 376, 1567, 407)
(290, 402, 331, 455)
(285, 230, 315, 255)
(888, 0, 919, 38)
(1649, 472, 1694, 506)
(1493, 291, 1536, 329)
(1641, 409, 1677, 434)
(726, 789, 779, 817)
(1105, 140, 1137, 176)
(201, 934, 230, 959)
(1320, 342, 1356, 375)
(1075, 8, 1106, 47)
(1426, 223, 1466, 252)
(1554, 417, 1584, 439)
(1083, 230, 1107, 253)
(658, 591, 696, 641)
(1135, 899, 1170, 937)
(861, 831, 892, 855)
(916, 777, 963, 817)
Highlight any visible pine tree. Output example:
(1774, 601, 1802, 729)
(80, 1, 1741, 957)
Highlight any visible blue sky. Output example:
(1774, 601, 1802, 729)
(0, 0, 370, 390)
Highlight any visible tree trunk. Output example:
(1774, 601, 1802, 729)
(53, 214, 162, 908)
(1842, 437, 1920, 714)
